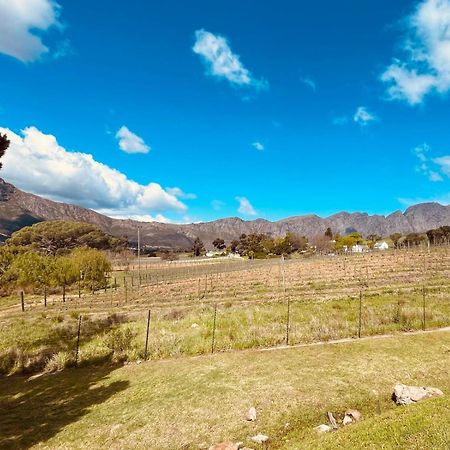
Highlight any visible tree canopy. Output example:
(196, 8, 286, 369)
(0, 133, 9, 170)
(7, 221, 126, 255)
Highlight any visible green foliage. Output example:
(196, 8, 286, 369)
(212, 238, 226, 250)
(71, 247, 112, 290)
(390, 232, 402, 248)
(7, 221, 125, 256)
(0, 247, 111, 292)
(191, 237, 205, 257)
(0, 133, 9, 170)
(334, 231, 364, 251)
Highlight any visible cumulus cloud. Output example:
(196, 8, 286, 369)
(0, 0, 62, 62)
(236, 196, 257, 216)
(211, 200, 225, 210)
(353, 106, 377, 126)
(115, 126, 150, 154)
(0, 126, 187, 219)
(381, 0, 450, 105)
(166, 187, 197, 200)
(193, 29, 268, 90)
(252, 142, 264, 151)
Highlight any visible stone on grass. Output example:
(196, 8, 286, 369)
(343, 408, 362, 425)
(393, 384, 444, 405)
(250, 434, 269, 444)
(315, 424, 332, 433)
(245, 407, 257, 421)
(208, 442, 240, 450)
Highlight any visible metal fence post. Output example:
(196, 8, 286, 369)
(44, 287, 47, 307)
(20, 291, 25, 312)
(358, 290, 363, 338)
(422, 286, 426, 331)
(144, 309, 151, 360)
(62, 285, 66, 303)
(75, 315, 82, 367)
(211, 303, 217, 354)
(286, 297, 291, 346)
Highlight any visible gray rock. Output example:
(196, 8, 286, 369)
(250, 434, 269, 444)
(343, 408, 362, 425)
(315, 424, 332, 433)
(245, 407, 257, 421)
(393, 384, 444, 405)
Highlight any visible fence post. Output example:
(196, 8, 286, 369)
(358, 290, 363, 338)
(285, 297, 291, 346)
(20, 291, 25, 312)
(44, 286, 47, 307)
(75, 315, 82, 367)
(62, 285, 66, 303)
(211, 303, 217, 354)
(422, 286, 426, 331)
(124, 279, 128, 303)
(114, 278, 117, 291)
(144, 309, 151, 360)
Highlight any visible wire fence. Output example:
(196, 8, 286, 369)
(3, 282, 449, 376)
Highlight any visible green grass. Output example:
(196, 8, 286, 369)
(1, 288, 449, 375)
(1, 330, 449, 449)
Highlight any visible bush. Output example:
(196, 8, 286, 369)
(104, 327, 136, 361)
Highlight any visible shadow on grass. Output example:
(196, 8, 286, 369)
(0, 364, 128, 449)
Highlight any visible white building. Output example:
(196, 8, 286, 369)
(374, 241, 389, 251)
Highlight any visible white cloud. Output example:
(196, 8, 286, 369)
(353, 106, 377, 126)
(300, 77, 316, 92)
(166, 187, 197, 200)
(0, 126, 187, 219)
(115, 126, 150, 154)
(236, 196, 257, 216)
(381, 0, 450, 105)
(413, 143, 444, 181)
(433, 155, 450, 177)
(193, 29, 268, 90)
(211, 200, 225, 210)
(0, 0, 61, 62)
(252, 142, 264, 151)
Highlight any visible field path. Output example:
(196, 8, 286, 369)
(259, 326, 450, 353)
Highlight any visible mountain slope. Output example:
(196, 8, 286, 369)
(1, 178, 449, 248)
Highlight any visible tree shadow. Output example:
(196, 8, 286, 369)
(0, 364, 129, 449)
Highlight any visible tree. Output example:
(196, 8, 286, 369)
(324, 227, 333, 239)
(7, 220, 125, 255)
(212, 238, 226, 250)
(8, 251, 55, 290)
(390, 233, 402, 249)
(0, 133, 9, 170)
(191, 237, 205, 257)
(71, 247, 112, 290)
(229, 240, 239, 253)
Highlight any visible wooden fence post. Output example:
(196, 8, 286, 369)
(20, 291, 25, 312)
(422, 286, 426, 331)
(44, 287, 47, 307)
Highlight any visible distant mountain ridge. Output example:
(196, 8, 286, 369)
(1, 178, 449, 248)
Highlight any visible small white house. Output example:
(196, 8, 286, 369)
(352, 244, 369, 253)
(374, 241, 389, 251)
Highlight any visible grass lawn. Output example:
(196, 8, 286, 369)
(1, 329, 449, 449)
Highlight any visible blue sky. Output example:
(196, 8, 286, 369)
(1, 0, 450, 223)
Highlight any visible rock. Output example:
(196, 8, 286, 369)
(208, 443, 240, 450)
(250, 434, 269, 444)
(136, 360, 142, 365)
(315, 424, 332, 433)
(191, 323, 199, 328)
(327, 411, 338, 429)
(342, 415, 353, 426)
(393, 384, 444, 405)
(245, 407, 257, 421)
(343, 408, 362, 425)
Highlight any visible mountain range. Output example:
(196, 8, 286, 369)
(1, 177, 449, 249)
